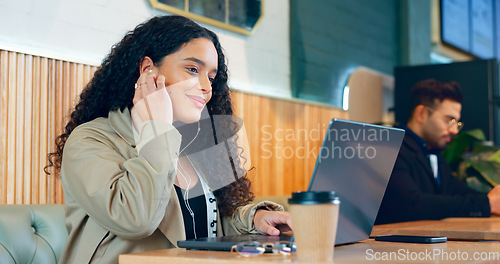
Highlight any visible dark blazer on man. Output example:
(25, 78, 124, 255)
(375, 130, 491, 225)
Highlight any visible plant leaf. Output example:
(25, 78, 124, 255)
(466, 176, 493, 193)
(443, 129, 486, 169)
(468, 159, 500, 187)
(487, 149, 500, 163)
(472, 141, 498, 154)
(463, 129, 487, 141)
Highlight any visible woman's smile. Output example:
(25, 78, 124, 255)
(187, 94, 206, 108)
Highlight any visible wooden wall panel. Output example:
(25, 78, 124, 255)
(0, 49, 347, 204)
(0, 51, 97, 204)
(230, 92, 348, 196)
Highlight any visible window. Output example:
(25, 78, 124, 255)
(150, 0, 263, 35)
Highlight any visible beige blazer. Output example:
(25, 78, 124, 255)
(58, 108, 282, 264)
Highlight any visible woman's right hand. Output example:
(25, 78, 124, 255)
(131, 69, 174, 125)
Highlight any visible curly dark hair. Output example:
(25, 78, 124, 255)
(410, 79, 463, 113)
(45, 15, 254, 216)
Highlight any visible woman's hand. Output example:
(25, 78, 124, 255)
(253, 210, 293, 236)
(132, 70, 173, 124)
(488, 185, 500, 215)
(133, 70, 163, 104)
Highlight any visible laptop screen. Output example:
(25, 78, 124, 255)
(308, 119, 404, 245)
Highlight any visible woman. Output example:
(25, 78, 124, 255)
(46, 15, 291, 263)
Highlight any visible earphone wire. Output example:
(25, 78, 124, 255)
(179, 121, 200, 154)
(177, 163, 197, 239)
(177, 121, 200, 239)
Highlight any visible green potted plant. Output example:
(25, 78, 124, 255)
(443, 129, 500, 193)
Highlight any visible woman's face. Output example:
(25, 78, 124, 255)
(154, 37, 218, 124)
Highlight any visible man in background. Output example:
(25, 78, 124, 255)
(376, 79, 500, 225)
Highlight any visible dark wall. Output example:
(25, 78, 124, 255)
(290, 0, 400, 106)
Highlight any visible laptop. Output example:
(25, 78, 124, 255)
(177, 119, 405, 250)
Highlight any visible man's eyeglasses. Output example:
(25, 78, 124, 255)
(230, 241, 296, 257)
(424, 106, 464, 132)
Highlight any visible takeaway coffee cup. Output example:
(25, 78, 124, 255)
(288, 191, 340, 261)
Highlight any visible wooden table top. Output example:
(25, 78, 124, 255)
(120, 217, 500, 263)
(119, 239, 500, 263)
(371, 217, 500, 241)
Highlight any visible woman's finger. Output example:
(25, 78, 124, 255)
(144, 70, 157, 95)
(133, 70, 154, 104)
(265, 224, 280, 236)
(156, 75, 166, 90)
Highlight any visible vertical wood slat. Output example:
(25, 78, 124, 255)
(24, 55, 33, 203)
(47, 59, 55, 204)
(0, 51, 8, 204)
(7, 52, 17, 204)
(15, 53, 25, 203)
(32, 56, 41, 204)
(1, 49, 347, 204)
(51, 60, 63, 204)
(40, 58, 51, 204)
